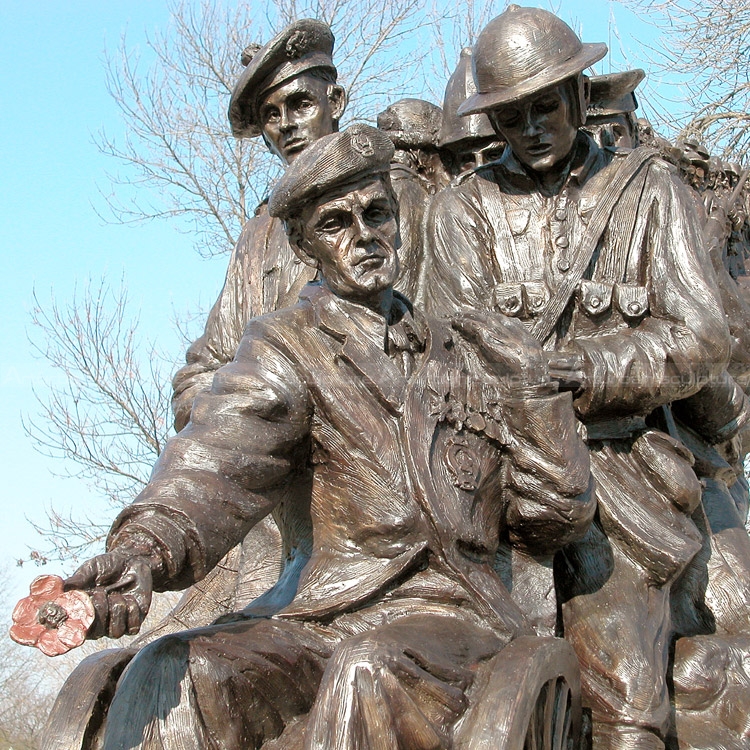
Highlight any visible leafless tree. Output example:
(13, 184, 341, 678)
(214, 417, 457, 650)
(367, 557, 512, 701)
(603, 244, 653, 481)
(615, 0, 750, 161)
(424, 0, 508, 100)
(98, 0, 439, 259)
(24, 280, 173, 564)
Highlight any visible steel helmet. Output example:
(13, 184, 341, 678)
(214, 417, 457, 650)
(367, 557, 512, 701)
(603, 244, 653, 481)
(439, 48, 496, 149)
(459, 5, 607, 116)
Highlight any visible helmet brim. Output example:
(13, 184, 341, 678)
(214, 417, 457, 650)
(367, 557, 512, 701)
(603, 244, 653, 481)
(458, 43, 607, 116)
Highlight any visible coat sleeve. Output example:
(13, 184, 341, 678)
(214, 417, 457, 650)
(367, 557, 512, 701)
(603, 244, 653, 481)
(422, 182, 499, 318)
(571, 163, 731, 420)
(110, 319, 312, 590)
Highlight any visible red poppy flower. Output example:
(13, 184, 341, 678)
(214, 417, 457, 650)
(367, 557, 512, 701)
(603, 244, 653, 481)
(9, 575, 95, 657)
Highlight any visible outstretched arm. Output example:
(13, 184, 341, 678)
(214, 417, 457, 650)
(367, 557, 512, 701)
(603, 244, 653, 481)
(65, 321, 312, 638)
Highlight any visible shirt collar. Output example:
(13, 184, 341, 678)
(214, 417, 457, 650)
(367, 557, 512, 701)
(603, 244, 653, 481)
(304, 282, 426, 352)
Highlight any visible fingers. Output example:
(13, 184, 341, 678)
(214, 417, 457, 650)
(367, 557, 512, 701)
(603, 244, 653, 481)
(452, 310, 526, 338)
(545, 352, 584, 372)
(63, 554, 153, 639)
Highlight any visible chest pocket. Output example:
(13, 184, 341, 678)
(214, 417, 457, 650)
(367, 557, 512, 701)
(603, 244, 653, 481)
(614, 283, 650, 320)
(577, 280, 650, 320)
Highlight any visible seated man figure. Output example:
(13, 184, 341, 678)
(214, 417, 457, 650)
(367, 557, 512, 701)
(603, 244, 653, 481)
(59, 124, 594, 750)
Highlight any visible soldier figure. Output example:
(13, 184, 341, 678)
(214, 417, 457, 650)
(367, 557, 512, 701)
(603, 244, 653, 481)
(438, 48, 504, 177)
(422, 6, 730, 748)
(48, 125, 593, 749)
(172, 19, 347, 431)
(583, 69, 645, 150)
(376, 97, 448, 300)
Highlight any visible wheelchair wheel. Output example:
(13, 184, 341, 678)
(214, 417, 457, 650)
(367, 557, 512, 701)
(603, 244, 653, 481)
(454, 636, 581, 750)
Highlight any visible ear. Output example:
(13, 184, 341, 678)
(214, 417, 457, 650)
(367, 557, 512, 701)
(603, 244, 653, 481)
(286, 221, 320, 268)
(328, 84, 347, 122)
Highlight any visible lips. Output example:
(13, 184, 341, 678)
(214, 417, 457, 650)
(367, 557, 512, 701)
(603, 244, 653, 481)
(283, 138, 307, 155)
(355, 255, 385, 271)
(525, 142, 552, 156)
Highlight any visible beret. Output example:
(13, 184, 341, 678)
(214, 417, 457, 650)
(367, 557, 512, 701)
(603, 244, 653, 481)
(587, 69, 645, 118)
(268, 124, 394, 220)
(228, 19, 336, 139)
(376, 98, 443, 149)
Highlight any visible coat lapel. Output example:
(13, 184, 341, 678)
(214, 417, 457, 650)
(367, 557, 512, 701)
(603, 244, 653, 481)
(309, 285, 407, 414)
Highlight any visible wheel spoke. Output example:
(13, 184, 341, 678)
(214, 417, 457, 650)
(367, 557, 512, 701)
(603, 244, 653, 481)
(553, 679, 571, 750)
(542, 677, 557, 749)
(525, 680, 550, 750)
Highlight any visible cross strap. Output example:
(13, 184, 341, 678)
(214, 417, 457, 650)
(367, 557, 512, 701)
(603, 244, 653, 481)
(529, 147, 658, 343)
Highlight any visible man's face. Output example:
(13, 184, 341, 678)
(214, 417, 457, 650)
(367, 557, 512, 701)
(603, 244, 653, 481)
(488, 82, 578, 173)
(300, 178, 399, 304)
(446, 138, 505, 176)
(259, 75, 340, 164)
(586, 115, 636, 149)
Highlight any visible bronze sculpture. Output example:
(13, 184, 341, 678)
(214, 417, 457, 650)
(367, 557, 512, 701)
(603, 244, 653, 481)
(12, 6, 750, 749)
(423, 6, 731, 748)
(376, 98, 447, 302)
(438, 48, 504, 177)
(33, 124, 593, 749)
(583, 69, 645, 150)
(172, 18, 346, 432)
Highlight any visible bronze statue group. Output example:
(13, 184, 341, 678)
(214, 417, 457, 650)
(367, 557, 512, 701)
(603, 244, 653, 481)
(17, 6, 750, 750)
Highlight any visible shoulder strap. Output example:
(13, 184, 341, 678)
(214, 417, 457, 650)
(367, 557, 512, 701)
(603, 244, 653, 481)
(529, 147, 658, 343)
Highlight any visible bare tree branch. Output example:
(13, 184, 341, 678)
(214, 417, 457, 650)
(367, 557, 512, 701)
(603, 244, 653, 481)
(615, 0, 750, 160)
(23, 279, 174, 563)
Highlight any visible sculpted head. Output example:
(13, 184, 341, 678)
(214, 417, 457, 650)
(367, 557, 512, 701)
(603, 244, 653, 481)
(228, 19, 347, 165)
(439, 48, 504, 176)
(584, 69, 645, 150)
(459, 5, 607, 174)
(268, 125, 399, 311)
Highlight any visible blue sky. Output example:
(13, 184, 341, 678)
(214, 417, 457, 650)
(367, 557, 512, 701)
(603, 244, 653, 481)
(0, 0, 667, 606)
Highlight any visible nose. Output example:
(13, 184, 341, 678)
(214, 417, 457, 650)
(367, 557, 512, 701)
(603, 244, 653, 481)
(352, 212, 375, 244)
(278, 107, 294, 133)
(521, 109, 543, 138)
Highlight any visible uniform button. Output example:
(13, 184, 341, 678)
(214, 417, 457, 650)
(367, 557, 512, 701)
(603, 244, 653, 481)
(555, 209, 567, 221)
(590, 296, 601, 309)
(628, 302, 641, 315)
(555, 236, 569, 248)
(557, 258, 571, 272)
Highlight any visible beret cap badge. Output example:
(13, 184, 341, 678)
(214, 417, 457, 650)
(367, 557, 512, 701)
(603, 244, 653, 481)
(286, 29, 312, 59)
(351, 132, 375, 157)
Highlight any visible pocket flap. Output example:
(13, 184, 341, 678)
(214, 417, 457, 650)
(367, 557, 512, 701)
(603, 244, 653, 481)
(577, 279, 613, 316)
(521, 280, 549, 316)
(615, 283, 649, 319)
(494, 282, 524, 317)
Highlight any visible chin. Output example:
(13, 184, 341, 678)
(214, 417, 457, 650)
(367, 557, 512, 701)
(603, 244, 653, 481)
(522, 153, 559, 172)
